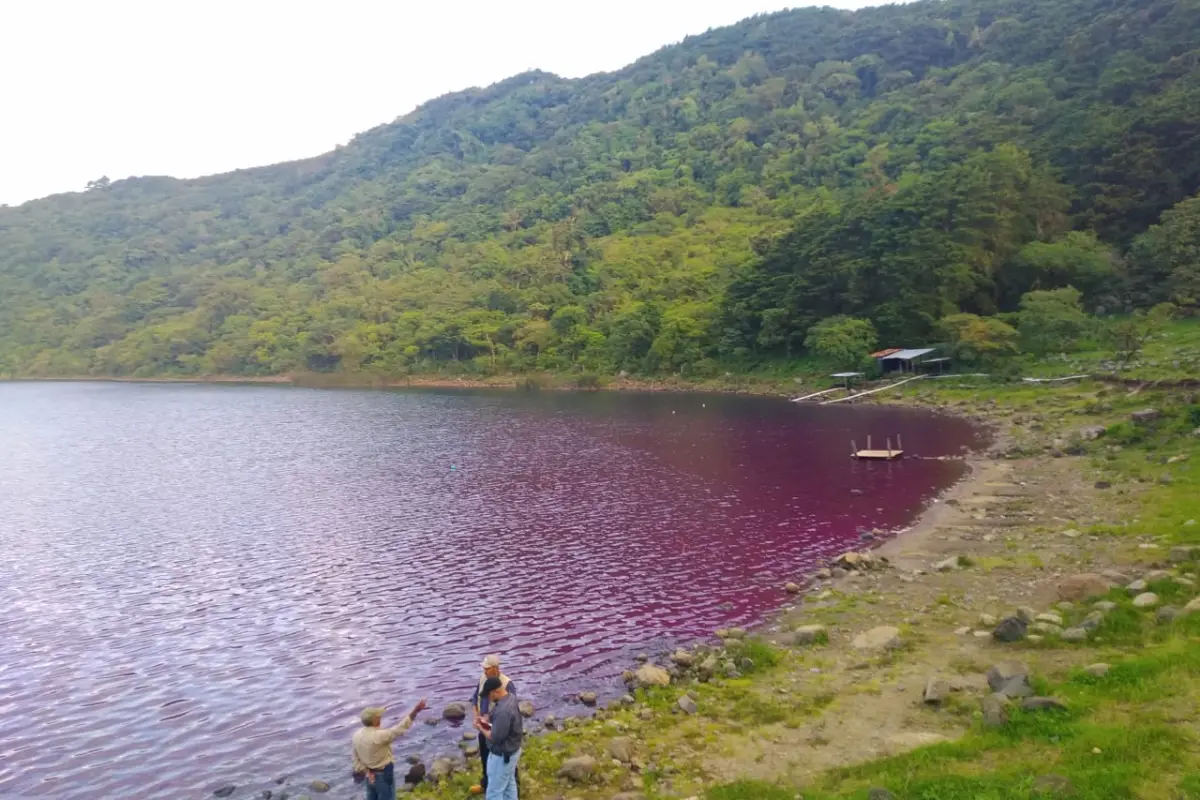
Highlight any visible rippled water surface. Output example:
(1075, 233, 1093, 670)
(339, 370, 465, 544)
(0, 382, 984, 797)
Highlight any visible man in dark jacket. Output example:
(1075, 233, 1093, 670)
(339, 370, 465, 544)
(475, 675, 523, 800)
(469, 654, 516, 794)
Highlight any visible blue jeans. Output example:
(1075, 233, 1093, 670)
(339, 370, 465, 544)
(363, 762, 395, 800)
(485, 749, 521, 800)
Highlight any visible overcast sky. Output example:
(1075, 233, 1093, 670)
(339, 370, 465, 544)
(1, 0, 884, 206)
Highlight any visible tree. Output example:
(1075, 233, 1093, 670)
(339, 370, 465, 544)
(1010, 232, 1122, 310)
(940, 313, 1019, 365)
(803, 316, 877, 369)
(1017, 287, 1090, 355)
(1105, 303, 1177, 370)
(85, 176, 111, 191)
(1128, 194, 1200, 311)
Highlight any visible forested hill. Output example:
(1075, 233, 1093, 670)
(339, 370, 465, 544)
(2, 0, 1199, 378)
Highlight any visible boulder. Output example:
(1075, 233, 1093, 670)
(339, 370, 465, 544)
(1093, 600, 1118, 612)
(1131, 408, 1162, 422)
(852, 625, 902, 651)
(784, 582, 801, 594)
(1030, 622, 1063, 636)
(923, 677, 950, 705)
(1021, 696, 1067, 712)
(1056, 573, 1112, 602)
(992, 616, 1027, 643)
(1126, 579, 1148, 594)
(1185, 597, 1200, 614)
(579, 691, 598, 706)
(1079, 426, 1106, 441)
(634, 664, 671, 687)
(442, 702, 467, 721)
(608, 736, 635, 763)
(1084, 663, 1110, 677)
(428, 757, 455, 782)
(404, 762, 426, 784)
(213, 786, 236, 798)
(557, 755, 597, 782)
(1016, 606, 1037, 624)
(1094, 480, 1112, 489)
(935, 556, 961, 572)
(987, 661, 1033, 698)
(309, 780, 329, 793)
(980, 693, 1009, 727)
(1170, 546, 1200, 563)
(725, 627, 747, 639)
(677, 695, 698, 715)
(1132, 592, 1159, 609)
(1157, 605, 1179, 624)
(670, 648, 694, 667)
(978, 613, 998, 627)
(1035, 612, 1064, 626)
(791, 624, 827, 645)
(518, 700, 535, 718)
(1061, 627, 1089, 642)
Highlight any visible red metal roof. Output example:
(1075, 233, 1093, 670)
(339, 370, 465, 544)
(870, 347, 903, 358)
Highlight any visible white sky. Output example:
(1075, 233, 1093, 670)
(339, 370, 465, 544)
(1, 0, 884, 206)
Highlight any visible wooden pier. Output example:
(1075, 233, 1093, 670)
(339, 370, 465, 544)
(851, 435, 904, 460)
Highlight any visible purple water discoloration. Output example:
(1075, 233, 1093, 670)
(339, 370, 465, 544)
(0, 383, 985, 797)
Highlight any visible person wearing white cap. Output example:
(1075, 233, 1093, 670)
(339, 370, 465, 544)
(351, 698, 428, 800)
(468, 654, 516, 795)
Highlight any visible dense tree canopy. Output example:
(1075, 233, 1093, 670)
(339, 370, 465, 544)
(2, 0, 1199, 377)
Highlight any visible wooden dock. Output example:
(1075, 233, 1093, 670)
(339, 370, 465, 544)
(851, 435, 904, 460)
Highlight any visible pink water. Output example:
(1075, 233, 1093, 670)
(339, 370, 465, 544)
(0, 382, 984, 798)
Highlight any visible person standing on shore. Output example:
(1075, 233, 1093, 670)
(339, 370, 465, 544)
(475, 676, 523, 800)
(351, 698, 428, 800)
(469, 654, 516, 795)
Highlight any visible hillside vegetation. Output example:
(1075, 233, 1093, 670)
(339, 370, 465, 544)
(2, 0, 1199, 378)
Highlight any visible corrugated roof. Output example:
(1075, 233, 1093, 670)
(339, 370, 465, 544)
(884, 347, 937, 361)
(870, 347, 903, 358)
(830, 371, 864, 378)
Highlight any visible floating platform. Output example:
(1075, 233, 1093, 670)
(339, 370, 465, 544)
(853, 449, 904, 460)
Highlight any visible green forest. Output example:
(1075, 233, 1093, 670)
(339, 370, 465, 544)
(2, 0, 1199, 379)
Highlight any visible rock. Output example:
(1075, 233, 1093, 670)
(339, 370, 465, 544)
(608, 736, 635, 763)
(634, 664, 671, 687)
(1079, 426, 1106, 441)
(1030, 622, 1063, 636)
(579, 691, 598, 706)
(310, 780, 329, 793)
(518, 700, 535, 718)
(1159, 473, 1174, 486)
(1157, 605, 1179, 624)
(1126, 579, 1148, 594)
(1021, 696, 1068, 711)
(214, 786, 236, 798)
(428, 757, 455, 782)
(1094, 481, 1111, 489)
(955, 626, 972, 635)
(868, 790, 898, 800)
(831, 567, 848, 579)
(1061, 627, 1089, 642)
(1035, 612, 1064, 626)
(1056, 573, 1112, 602)
(1185, 597, 1200, 614)
(261, 792, 272, 800)
(1132, 592, 1160, 609)
(992, 616, 1027, 642)
(935, 556, 961, 572)
(1131, 408, 1162, 422)
(923, 677, 950, 704)
(791, 624, 827, 645)
(557, 755, 597, 782)
(1032, 774, 1075, 796)
(1170, 546, 1200, 563)
(1093, 600, 1118, 612)
(1016, 606, 1037, 624)
(987, 661, 1033, 698)
(725, 627, 747, 639)
(463, 743, 479, 757)
(784, 582, 801, 593)
(980, 693, 1009, 727)
(670, 648, 694, 667)
(852, 625, 902, 650)
(442, 702, 467, 721)
(677, 695, 698, 715)
(621, 694, 635, 706)
(274, 775, 290, 784)
(816, 568, 832, 579)
(638, 708, 654, 721)
(1084, 663, 1110, 677)
(978, 613, 998, 627)
(612, 794, 647, 800)
(404, 763, 426, 784)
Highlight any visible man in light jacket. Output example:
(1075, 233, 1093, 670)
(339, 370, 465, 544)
(351, 698, 427, 800)
(469, 654, 516, 795)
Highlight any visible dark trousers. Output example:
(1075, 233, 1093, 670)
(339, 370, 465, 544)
(363, 762, 394, 800)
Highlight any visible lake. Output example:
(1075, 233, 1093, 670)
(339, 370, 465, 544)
(0, 382, 984, 797)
